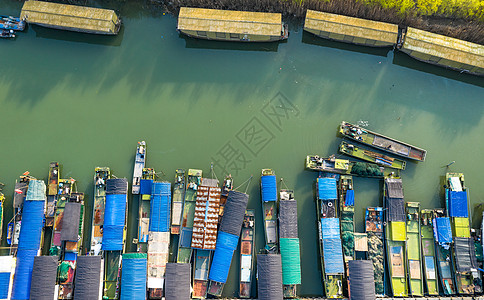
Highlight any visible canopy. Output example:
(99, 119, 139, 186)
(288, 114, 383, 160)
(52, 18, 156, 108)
(103, 193, 126, 250)
(448, 190, 468, 218)
(61, 202, 81, 242)
(323, 238, 345, 274)
(219, 191, 249, 236)
(120, 253, 147, 300)
(139, 179, 153, 195)
(345, 189, 355, 206)
(149, 182, 171, 232)
(257, 254, 283, 300)
(321, 218, 340, 239)
(348, 260, 376, 299)
(280, 238, 301, 285)
(30, 256, 58, 300)
(454, 237, 477, 273)
(165, 263, 191, 300)
(74, 256, 102, 300)
(318, 177, 337, 200)
(106, 178, 128, 195)
(386, 178, 404, 198)
(261, 175, 277, 202)
(279, 200, 298, 239)
(435, 217, 452, 245)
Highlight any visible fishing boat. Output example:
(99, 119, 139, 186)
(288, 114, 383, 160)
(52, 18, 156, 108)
(90, 167, 111, 256)
(365, 207, 385, 296)
(0, 16, 25, 30)
(306, 155, 394, 178)
(339, 121, 427, 161)
(445, 172, 482, 294)
(433, 208, 456, 295)
(50, 178, 77, 255)
(46, 162, 59, 227)
(339, 141, 406, 170)
(338, 175, 354, 296)
(384, 176, 408, 297)
(420, 209, 439, 295)
(177, 168, 202, 263)
(171, 169, 186, 235)
(0, 29, 15, 38)
(261, 169, 278, 253)
(405, 202, 424, 296)
(135, 167, 156, 252)
(132, 140, 146, 195)
(316, 175, 345, 298)
(239, 209, 255, 298)
(218, 174, 233, 222)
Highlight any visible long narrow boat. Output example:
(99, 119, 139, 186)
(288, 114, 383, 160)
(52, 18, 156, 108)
(90, 167, 111, 255)
(339, 175, 354, 297)
(316, 175, 345, 298)
(384, 176, 408, 297)
(0, 15, 26, 31)
(132, 140, 146, 195)
(339, 121, 427, 161)
(420, 209, 439, 295)
(171, 169, 186, 235)
(218, 174, 233, 223)
(136, 167, 155, 252)
(0, 185, 4, 243)
(306, 155, 393, 178)
(177, 168, 202, 263)
(261, 169, 278, 253)
(405, 201, 424, 296)
(7, 172, 33, 254)
(239, 209, 255, 298)
(339, 141, 406, 170)
(365, 207, 385, 296)
(50, 177, 77, 255)
(445, 172, 482, 294)
(46, 161, 59, 227)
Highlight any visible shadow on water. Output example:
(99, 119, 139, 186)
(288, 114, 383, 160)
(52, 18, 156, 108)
(301, 31, 391, 58)
(180, 33, 282, 52)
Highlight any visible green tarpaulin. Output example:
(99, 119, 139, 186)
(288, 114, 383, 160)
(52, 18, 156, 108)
(280, 238, 301, 285)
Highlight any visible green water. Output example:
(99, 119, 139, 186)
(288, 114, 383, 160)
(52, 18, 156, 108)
(1, 0, 484, 297)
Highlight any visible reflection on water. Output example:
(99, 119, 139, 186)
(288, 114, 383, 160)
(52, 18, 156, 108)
(181, 33, 282, 52)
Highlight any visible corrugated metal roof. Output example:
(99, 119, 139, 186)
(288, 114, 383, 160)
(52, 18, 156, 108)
(20, 1, 119, 34)
(403, 27, 484, 70)
(304, 10, 398, 44)
(178, 7, 282, 36)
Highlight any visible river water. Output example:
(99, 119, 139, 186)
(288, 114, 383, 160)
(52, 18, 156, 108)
(1, 0, 483, 297)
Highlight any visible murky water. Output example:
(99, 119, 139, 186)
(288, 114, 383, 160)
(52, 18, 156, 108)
(1, 0, 483, 297)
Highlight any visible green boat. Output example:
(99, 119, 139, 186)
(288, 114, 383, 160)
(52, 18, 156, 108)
(405, 202, 424, 296)
(171, 169, 186, 235)
(176, 168, 202, 263)
(339, 141, 406, 170)
(420, 209, 439, 295)
(339, 121, 427, 161)
(135, 167, 156, 253)
(261, 169, 278, 253)
(90, 167, 111, 256)
(338, 175, 354, 297)
(46, 162, 59, 227)
(365, 207, 385, 296)
(384, 175, 408, 297)
(306, 155, 396, 178)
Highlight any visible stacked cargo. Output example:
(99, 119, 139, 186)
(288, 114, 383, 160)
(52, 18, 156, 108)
(257, 254, 283, 300)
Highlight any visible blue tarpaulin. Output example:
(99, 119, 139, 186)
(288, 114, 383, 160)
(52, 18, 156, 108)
(345, 190, 355, 206)
(139, 179, 153, 195)
(11, 249, 37, 300)
(17, 200, 44, 251)
(318, 178, 337, 200)
(103, 193, 126, 251)
(64, 252, 77, 261)
(150, 182, 171, 232)
(120, 254, 147, 300)
(435, 217, 452, 245)
(448, 190, 468, 218)
(216, 231, 239, 251)
(208, 245, 235, 283)
(179, 227, 192, 248)
(323, 238, 344, 274)
(321, 218, 340, 239)
(0, 272, 9, 299)
(261, 175, 277, 202)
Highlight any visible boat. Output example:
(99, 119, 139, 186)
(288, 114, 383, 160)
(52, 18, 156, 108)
(432, 208, 456, 295)
(0, 184, 4, 243)
(365, 207, 385, 296)
(176, 168, 202, 263)
(384, 176, 408, 297)
(444, 172, 481, 294)
(339, 121, 427, 161)
(8, 172, 34, 254)
(306, 155, 395, 178)
(339, 141, 406, 170)
(261, 169, 278, 253)
(339, 175, 354, 296)
(135, 167, 156, 252)
(0, 28, 14, 38)
(405, 201, 424, 296)
(0, 16, 25, 30)
(316, 175, 345, 298)
(420, 209, 439, 295)
(171, 169, 186, 235)
(132, 140, 146, 195)
(90, 167, 111, 256)
(239, 209, 255, 298)
(279, 189, 301, 298)
(50, 177, 77, 255)
(218, 174, 233, 223)
(46, 162, 59, 227)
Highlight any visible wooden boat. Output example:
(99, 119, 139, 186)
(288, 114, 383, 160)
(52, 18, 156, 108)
(8, 172, 34, 254)
(384, 176, 408, 297)
(135, 167, 156, 252)
(176, 168, 202, 263)
(218, 174, 233, 223)
(420, 209, 439, 295)
(0, 16, 25, 31)
(239, 209, 255, 298)
(132, 140, 146, 195)
(46, 162, 60, 227)
(193, 249, 211, 299)
(405, 202, 424, 296)
(339, 121, 427, 161)
(50, 178, 77, 255)
(316, 175, 345, 298)
(444, 172, 482, 295)
(339, 175, 354, 296)
(365, 207, 385, 296)
(0, 29, 15, 38)
(171, 169, 186, 235)
(261, 169, 278, 253)
(306, 155, 395, 178)
(90, 167, 111, 256)
(339, 141, 406, 170)
(432, 208, 456, 295)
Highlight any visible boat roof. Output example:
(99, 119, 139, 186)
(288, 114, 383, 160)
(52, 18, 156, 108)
(177, 7, 282, 36)
(304, 9, 398, 44)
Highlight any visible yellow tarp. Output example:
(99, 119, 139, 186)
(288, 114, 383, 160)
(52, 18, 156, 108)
(20, 1, 119, 34)
(177, 7, 282, 36)
(391, 221, 406, 241)
(304, 10, 398, 44)
(453, 217, 470, 238)
(335, 159, 349, 170)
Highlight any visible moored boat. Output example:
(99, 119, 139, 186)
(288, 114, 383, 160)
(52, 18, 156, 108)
(135, 167, 156, 252)
(50, 177, 77, 255)
(45, 162, 59, 227)
(171, 169, 186, 235)
(218, 174, 233, 223)
(239, 209, 255, 298)
(365, 207, 385, 296)
(132, 140, 146, 195)
(261, 169, 278, 253)
(339, 141, 406, 170)
(8, 172, 34, 255)
(433, 209, 457, 295)
(339, 175, 355, 297)
(405, 201, 424, 296)
(0, 16, 25, 31)
(339, 121, 427, 161)
(90, 167, 111, 256)
(0, 184, 4, 244)
(306, 155, 392, 178)
(420, 209, 439, 295)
